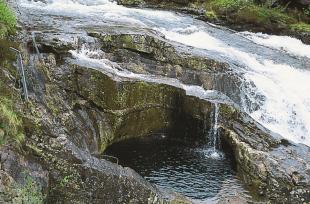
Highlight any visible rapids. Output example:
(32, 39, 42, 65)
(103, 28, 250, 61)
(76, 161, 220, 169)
(16, 0, 310, 146)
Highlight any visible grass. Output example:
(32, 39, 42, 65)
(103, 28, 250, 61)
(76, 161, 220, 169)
(0, 0, 16, 38)
(290, 22, 310, 32)
(0, 96, 24, 146)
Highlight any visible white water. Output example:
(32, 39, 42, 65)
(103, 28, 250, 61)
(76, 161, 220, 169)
(239, 31, 310, 58)
(204, 103, 224, 160)
(161, 29, 310, 146)
(210, 103, 219, 151)
(18, 0, 310, 147)
(69, 47, 232, 103)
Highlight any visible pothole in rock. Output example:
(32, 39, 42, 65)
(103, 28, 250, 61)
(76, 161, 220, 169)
(105, 135, 255, 204)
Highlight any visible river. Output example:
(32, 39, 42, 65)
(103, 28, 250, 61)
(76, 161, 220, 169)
(12, 0, 310, 202)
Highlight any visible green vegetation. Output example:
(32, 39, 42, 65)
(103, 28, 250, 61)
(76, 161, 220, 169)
(204, 0, 309, 32)
(0, 0, 16, 38)
(290, 22, 310, 32)
(0, 96, 24, 146)
(303, 5, 310, 16)
(0, 39, 24, 147)
(208, 0, 247, 10)
(13, 174, 45, 204)
(205, 10, 217, 20)
(60, 175, 73, 187)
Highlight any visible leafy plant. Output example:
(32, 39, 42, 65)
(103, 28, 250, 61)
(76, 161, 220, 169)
(303, 5, 310, 16)
(60, 175, 73, 187)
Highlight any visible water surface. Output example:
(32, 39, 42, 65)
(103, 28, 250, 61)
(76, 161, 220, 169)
(105, 137, 253, 203)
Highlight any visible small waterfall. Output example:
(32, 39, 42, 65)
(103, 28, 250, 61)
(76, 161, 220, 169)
(31, 32, 41, 57)
(204, 103, 224, 159)
(209, 103, 219, 151)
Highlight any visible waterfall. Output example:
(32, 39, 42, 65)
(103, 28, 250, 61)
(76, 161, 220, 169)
(203, 103, 224, 160)
(209, 103, 219, 151)
(18, 0, 310, 147)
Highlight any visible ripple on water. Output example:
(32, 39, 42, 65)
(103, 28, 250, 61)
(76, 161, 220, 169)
(105, 137, 254, 203)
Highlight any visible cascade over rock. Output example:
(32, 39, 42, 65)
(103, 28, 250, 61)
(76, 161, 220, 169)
(0, 0, 309, 203)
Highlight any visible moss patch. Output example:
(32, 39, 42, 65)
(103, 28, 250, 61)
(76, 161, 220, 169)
(0, 40, 24, 147)
(12, 173, 45, 204)
(0, 97, 24, 146)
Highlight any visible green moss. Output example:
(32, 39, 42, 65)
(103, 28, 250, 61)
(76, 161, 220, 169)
(220, 104, 236, 117)
(205, 10, 217, 19)
(290, 23, 310, 32)
(0, 39, 24, 147)
(0, 97, 24, 146)
(12, 174, 45, 204)
(60, 175, 73, 188)
(0, 0, 16, 38)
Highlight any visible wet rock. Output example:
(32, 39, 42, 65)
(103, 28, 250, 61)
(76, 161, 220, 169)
(23, 52, 195, 203)
(220, 105, 310, 203)
(22, 30, 310, 203)
(1, 25, 309, 204)
(89, 31, 229, 73)
(88, 29, 242, 103)
(0, 147, 48, 203)
(217, 196, 247, 204)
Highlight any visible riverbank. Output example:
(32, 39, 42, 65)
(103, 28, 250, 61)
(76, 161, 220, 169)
(117, 0, 310, 44)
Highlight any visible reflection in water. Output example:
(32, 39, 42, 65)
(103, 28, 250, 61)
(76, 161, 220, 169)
(105, 137, 253, 203)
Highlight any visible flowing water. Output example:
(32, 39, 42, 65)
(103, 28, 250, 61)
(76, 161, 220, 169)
(15, 0, 310, 147)
(203, 103, 225, 160)
(11, 0, 310, 202)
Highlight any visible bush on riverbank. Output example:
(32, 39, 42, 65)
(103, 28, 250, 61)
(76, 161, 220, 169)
(0, 0, 16, 38)
(204, 0, 309, 32)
